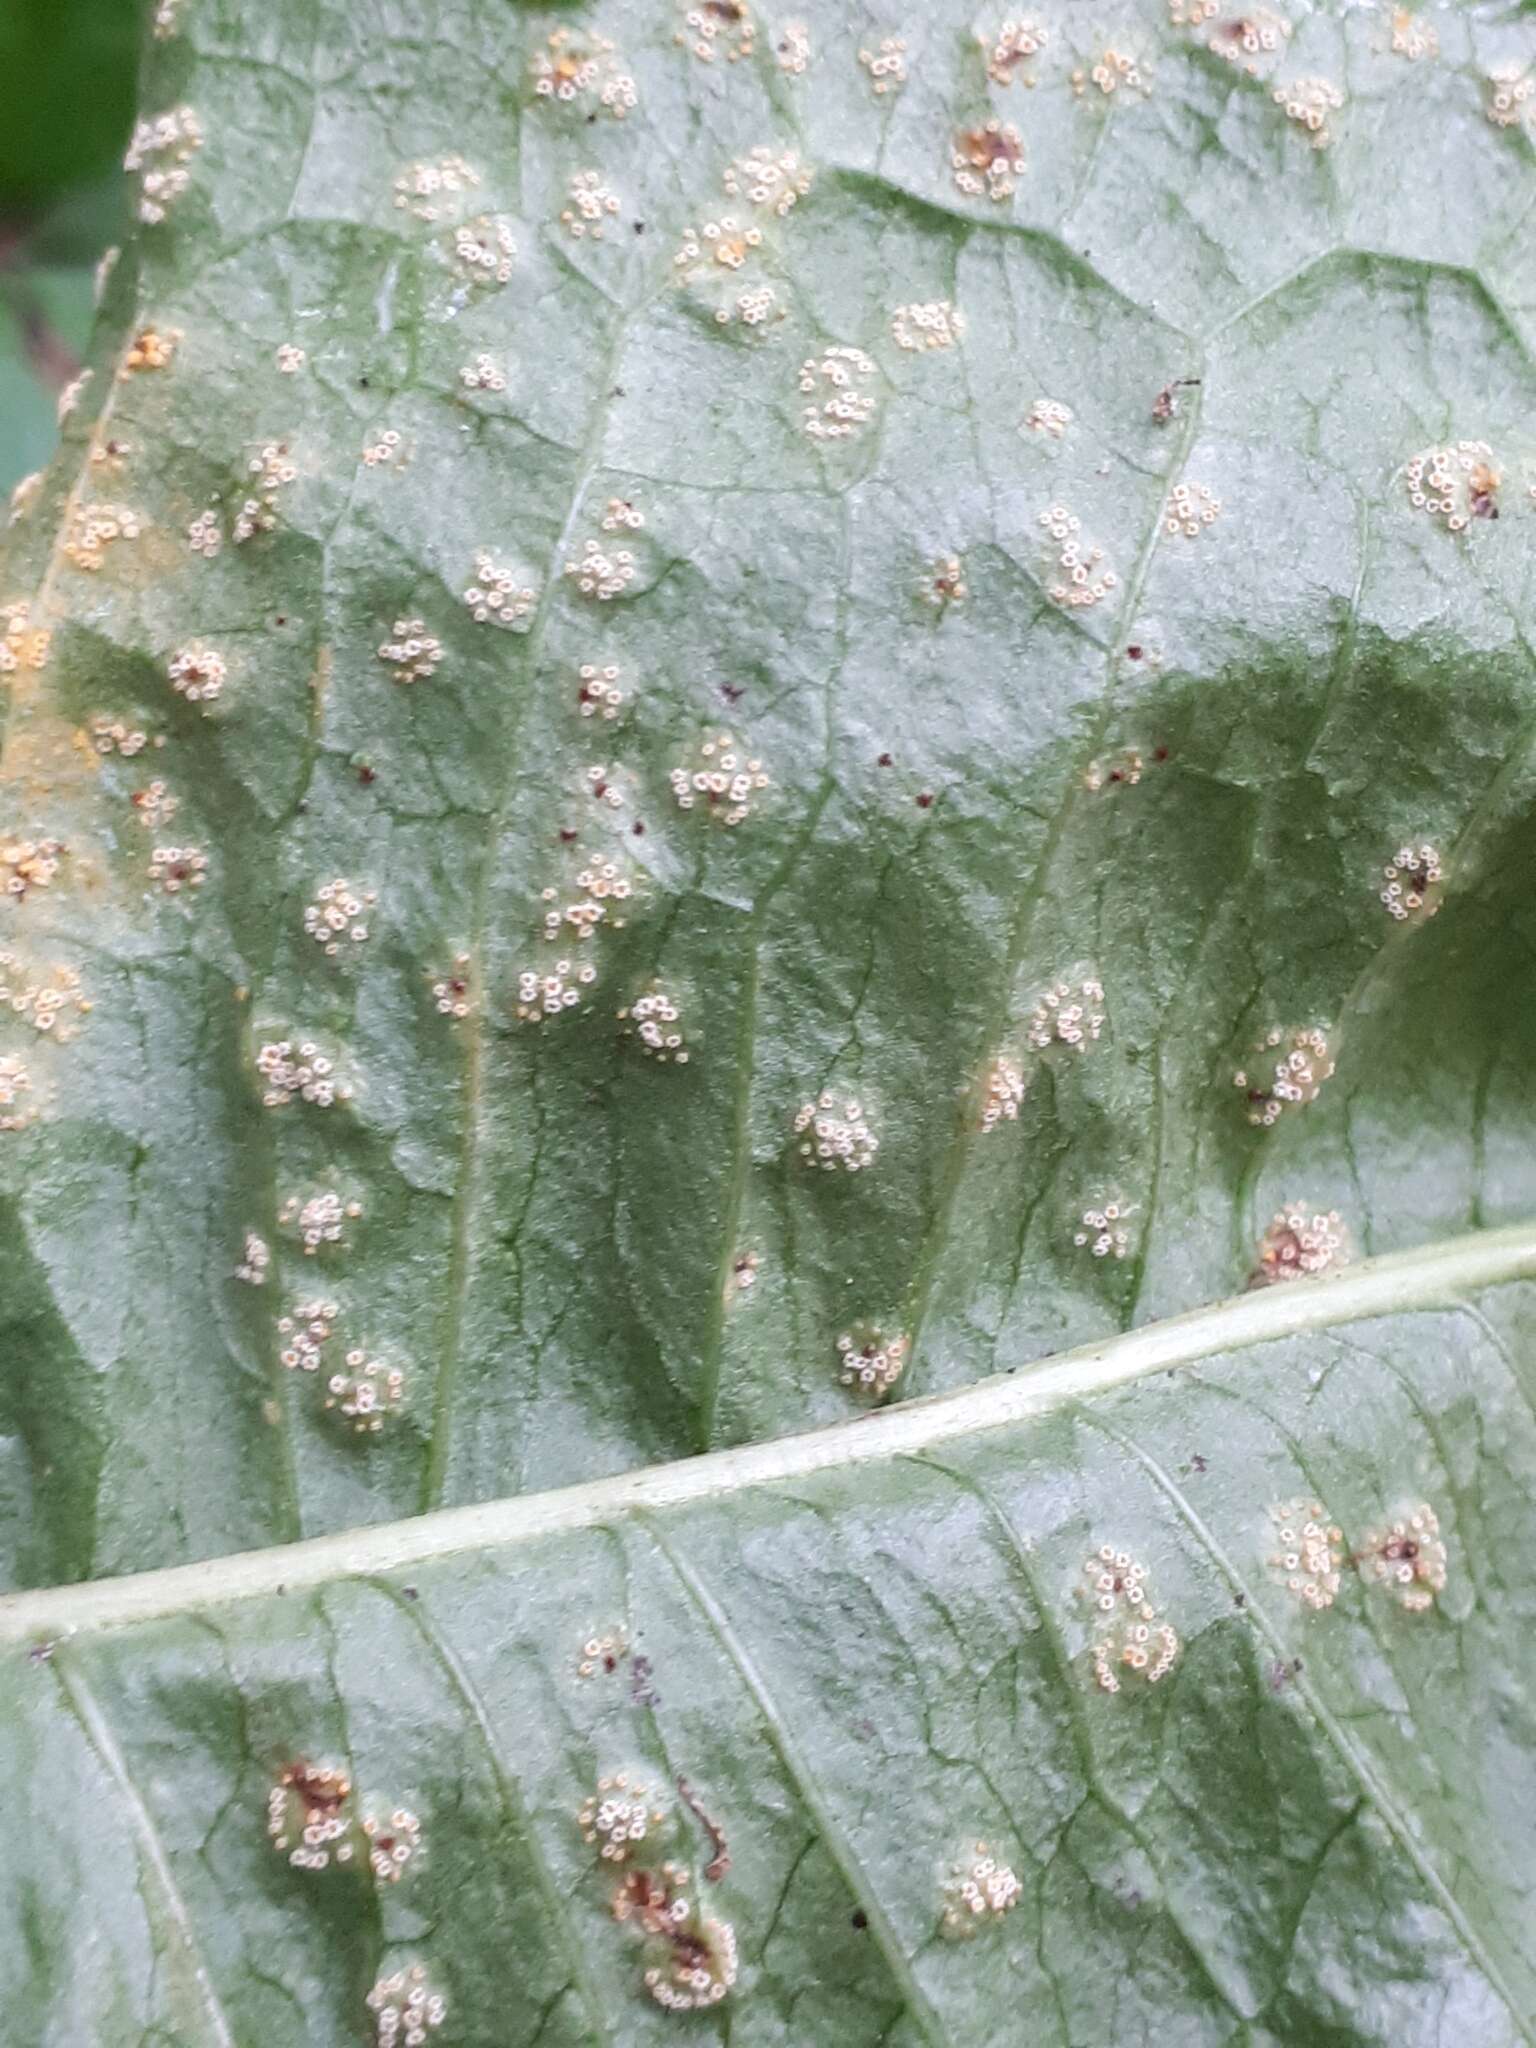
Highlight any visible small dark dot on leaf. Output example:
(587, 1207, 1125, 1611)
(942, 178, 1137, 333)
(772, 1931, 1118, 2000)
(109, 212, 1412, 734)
(612, 386, 626, 398)
(877, 752, 893, 767)
(559, 827, 578, 843)
(401, 1585, 418, 1600)
(1126, 645, 1142, 660)
(1154, 744, 1170, 761)
(634, 220, 645, 235)
(1234, 1592, 1246, 1608)
(916, 792, 934, 809)
(720, 682, 744, 703)
(275, 615, 287, 627)
(357, 764, 376, 785)
(358, 376, 370, 390)
(632, 820, 646, 836)
(850, 1910, 868, 1930)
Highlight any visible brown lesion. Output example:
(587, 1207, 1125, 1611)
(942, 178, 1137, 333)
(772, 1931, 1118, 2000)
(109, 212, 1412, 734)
(676, 1774, 730, 1881)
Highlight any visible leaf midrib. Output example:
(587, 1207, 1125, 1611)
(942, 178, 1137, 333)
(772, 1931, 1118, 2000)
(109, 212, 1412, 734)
(5, 1219, 1535, 1642)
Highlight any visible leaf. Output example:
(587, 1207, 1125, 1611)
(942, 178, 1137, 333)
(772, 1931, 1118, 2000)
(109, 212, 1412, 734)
(7, 1228, 1536, 2044)
(2, 0, 1536, 2035)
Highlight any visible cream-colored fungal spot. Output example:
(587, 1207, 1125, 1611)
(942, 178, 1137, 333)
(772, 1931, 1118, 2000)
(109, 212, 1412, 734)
(674, 213, 762, 274)
(1, 837, 63, 899)
(1268, 1500, 1344, 1609)
(377, 619, 442, 684)
(952, 121, 1025, 201)
(235, 1230, 270, 1284)
(1250, 1205, 1349, 1287)
(278, 1297, 338, 1372)
(793, 1091, 878, 1172)
(1023, 396, 1072, 439)
(562, 169, 623, 238)
(167, 643, 226, 705)
(891, 300, 964, 352)
(858, 36, 907, 95)
(432, 955, 472, 1020)
(577, 1626, 630, 1679)
(393, 154, 480, 221)
(1073, 47, 1152, 97)
(255, 1039, 351, 1109)
(1390, 8, 1437, 58)
(1207, 9, 1291, 75)
(1073, 1197, 1137, 1260)
(459, 352, 505, 392)
(1168, 0, 1218, 24)
(584, 761, 628, 812)
(565, 536, 636, 599)
(1273, 73, 1344, 146)
(577, 662, 626, 720)
(531, 29, 637, 115)
(463, 548, 535, 626)
(267, 1761, 355, 1871)
(275, 342, 306, 373)
(1080, 1545, 1180, 1691)
(8, 472, 41, 524)
(984, 19, 1048, 86)
(723, 145, 812, 216)
(0, 600, 50, 673)
(1486, 61, 1533, 129)
(130, 780, 179, 831)
(89, 717, 151, 755)
(90, 435, 132, 475)
(0, 1055, 34, 1131)
(618, 984, 690, 1063)
(672, 216, 778, 329)
(941, 1844, 1022, 1937)
(56, 370, 91, 423)
(234, 441, 297, 541)
(304, 878, 376, 955)
(601, 497, 644, 533)
(776, 20, 810, 72)
(1039, 503, 1117, 608)
(362, 1808, 422, 1884)
(922, 554, 968, 608)
(153, 0, 184, 36)
(799, 345, 878, 441)
(1084, 748, 1142, 791)
(1025, 975, 1106, 1053)
(1233, 1025, 1333, 1127)
(1380, 841, 1443, 923)
(0, 956, 89, 1037)
(187, 508, 222, 558)
(835, 1323, 909, 1399)
(729, 1249, 760, 1296)
(367, 1965, 446, 2046)
(1405, 441, 1500, 530)
(542, 851, 635, 944)
(147, 844, 208, 895)
(452, 215, 516, 285)
(64, 503, 142, 572)
(980, 1054, 1026, 1132)
(123, 325, 181, 373)
(325, 1349, 406, 1432)
(279, 1189, 363, 1255)
(580, 1774, 669, 1863)
(669, 732, 770, 824)
(361, 427, 404, 469)
(644, 1911, 738, 2012)
(515, 956, 598, 1022)
(124, 106, 202, 222)
(1164, 480, 1222, 537)
(679, 0, 755, 63)
(1358, 1504, 1447, 1611)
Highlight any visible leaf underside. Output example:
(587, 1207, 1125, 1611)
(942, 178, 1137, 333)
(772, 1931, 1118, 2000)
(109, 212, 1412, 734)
(2, 0, 1536, 2041)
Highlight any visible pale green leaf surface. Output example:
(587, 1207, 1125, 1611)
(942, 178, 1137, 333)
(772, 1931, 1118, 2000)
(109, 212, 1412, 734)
(4, 2, 1536, 2036)
(6, 1234, 1536, 2045)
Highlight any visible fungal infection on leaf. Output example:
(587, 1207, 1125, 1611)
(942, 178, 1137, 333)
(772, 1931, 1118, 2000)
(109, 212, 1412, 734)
(1249, 1205, 1350, 1286)
(1380, 842, 1443, 923)
(1357, 1504, 1447, 1611)
(793, 1092, 878, 1173)
(941, 1843, 1022, 1937)
(835, 1322, 909, 1400)
(1233, 1025, 1334, 1127)
(366, 1965, 446, 2047)
(1267, 1500, 1344, 1610)
(1081, 1546, 1180, 1691)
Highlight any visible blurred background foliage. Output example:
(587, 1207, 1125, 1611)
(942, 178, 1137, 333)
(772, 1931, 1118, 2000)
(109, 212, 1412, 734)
(0, 0, 143, 494)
